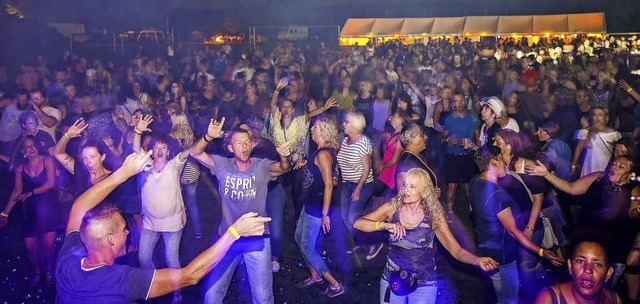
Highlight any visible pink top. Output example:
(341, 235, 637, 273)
(379, 133, 402, 189)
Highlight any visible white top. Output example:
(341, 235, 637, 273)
(37, 106, 62, 142)
(337, 136, 374, 183)
(141, 154, 187, 232)
(577, 129, 621, 177)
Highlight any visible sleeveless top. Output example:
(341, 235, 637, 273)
(383, 208, 437, 284)
(301, 147, 336, 218)
(544, 285, 618, 304)
(379, 133, 402, 189)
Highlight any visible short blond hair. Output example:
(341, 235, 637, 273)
(345, 112, 366, 134)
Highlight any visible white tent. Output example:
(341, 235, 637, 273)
(340, 13, 606, 39)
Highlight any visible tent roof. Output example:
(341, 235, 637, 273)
(340, 13, 606, 37)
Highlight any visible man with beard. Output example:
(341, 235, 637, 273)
(190, 117, 293, 304)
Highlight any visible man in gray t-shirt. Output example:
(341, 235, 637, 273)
(190, 117, 292, 304)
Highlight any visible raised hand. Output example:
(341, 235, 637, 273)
(276, 79, 288, 91)
(207, 117, 225, 139)
(619, 79, 632, 92)
(323, 97, 337, 110)
(276, 140, 294, 158)
(232, 212, 272, 237)
(476, 257, 499, 271)
(136, 115, 153, 133)
(120, 150, 153, 177)
(66, 119, 88, 138)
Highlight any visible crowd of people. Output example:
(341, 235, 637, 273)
(1, 33, 640, 303)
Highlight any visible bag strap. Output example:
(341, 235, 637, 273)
(507, 171, 533, 202)
(594, 132, 613, 154)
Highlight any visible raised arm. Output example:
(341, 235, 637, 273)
(133, 115, 154, 154)
(66, 151, 152, 234)
(271, 79, 288, 115)
(147, 212, 271, 298)
(526, 160, 599, 195)
(189, 117, 225, 170)
(31, 100, 58, 127)
(269, 139, 293, 177)
(305, 97, 337, 122)
(52, 119, 88, 174)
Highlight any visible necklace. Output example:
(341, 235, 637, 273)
(403, 151, 438, 187)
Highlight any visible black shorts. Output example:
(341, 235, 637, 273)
(444, 153, 478, 184)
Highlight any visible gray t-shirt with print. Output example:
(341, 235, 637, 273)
(211, 155, 274, 236)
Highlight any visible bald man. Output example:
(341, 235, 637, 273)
(55, 151, 270, 303)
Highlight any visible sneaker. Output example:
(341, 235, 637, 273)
(324, 284, 346, 298)
(271, 261, 281, 273)
(296, 277, 323, 288)
(366, 243, 384, 260)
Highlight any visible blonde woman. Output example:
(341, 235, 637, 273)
(169, 113, 202, 238)
(571, 106, 621, 177)
(355, 168, 498, 303)
(295, 115, 346, 298)
(337, 112, 374, 249)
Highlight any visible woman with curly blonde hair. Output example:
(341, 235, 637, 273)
(169, 112, 202, 238)
(294, 115, 346, 298)
(354, 168, 498, 304)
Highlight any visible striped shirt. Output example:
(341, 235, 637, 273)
(337, 136, 374, 183)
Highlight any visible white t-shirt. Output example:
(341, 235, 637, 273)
(140, 154, 187, 232)
(37, 106, 62, 142)
(0, 101, 28, 142)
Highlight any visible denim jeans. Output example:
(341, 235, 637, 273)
(295, 207, 330, 275)
(490, 260, 519, 304)
(379, 279, 437, 304)
(203, 236, 273, 304)
(138, 228, 183, 269)
(182, 181, 201, 236)
(519, 227, 545, 301)
(266, 183, 286, 259)
(340, 181, 373, 236)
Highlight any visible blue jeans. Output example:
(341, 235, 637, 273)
(519, 227, 545, 301)
(138, 228, 183, 269)
(266, 183, 286, 259)
(203, 236, 273, 304)
(490, 260, 519, 304)
(182, 181, 202, 236)
(379, 279, 437, 304)
(295, 207, 330, 275)
(340, 181, 373, 236)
